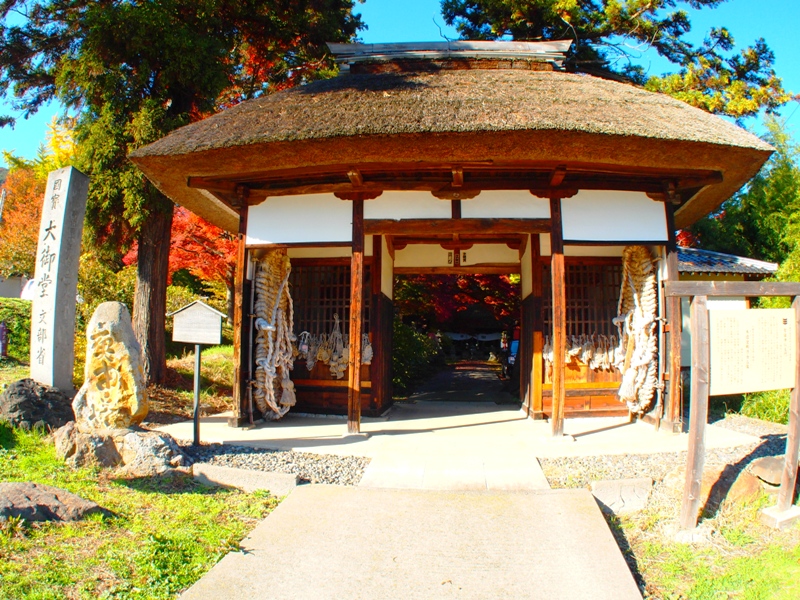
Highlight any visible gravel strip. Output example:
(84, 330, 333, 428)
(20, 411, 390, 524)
(182, 442, 370, 486)
(539, 414, 789, 489)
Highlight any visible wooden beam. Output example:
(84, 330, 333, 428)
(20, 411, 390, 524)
(777, 296, 800, 512)
(680, 294, 709, 530)
(665, 281, 800, 298)
(187, 162, 724, 203)
(451, 200, 462, 219)
(550, 198, 566, 437)
(347, 198, 365, 434)
(549, 166, 567, 188)
(394, 264, 521, 275)
(229, 205, 249, 428)
(347, 168, 364, 188)
(452, 167, 464, 188)
(365, 218, 551, 236)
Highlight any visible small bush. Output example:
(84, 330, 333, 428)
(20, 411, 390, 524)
(0, 298, 31, 363)
(392, 318, 443, 395)
(741, 389, 790, 424)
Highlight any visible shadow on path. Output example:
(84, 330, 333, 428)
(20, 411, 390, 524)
(406, 360, 517, 404)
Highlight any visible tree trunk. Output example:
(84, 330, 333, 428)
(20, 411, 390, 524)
(133, 204, 174, 385)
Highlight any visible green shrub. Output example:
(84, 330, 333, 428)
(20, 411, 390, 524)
(741, 389, 791, 424)
(392, 318, 443, 395)
(0, 298, 31, 363)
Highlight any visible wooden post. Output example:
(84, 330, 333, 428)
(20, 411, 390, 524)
(531, 234, 544, 419)
(777, 296, 800, 512)
(550, 198, 566, 437)
(679, 294, 709, 530)
(370, 235, 382, 411)
(664, 202, 683, 432)
(347, 198, 365, 434)
(229, 204, 249, 427)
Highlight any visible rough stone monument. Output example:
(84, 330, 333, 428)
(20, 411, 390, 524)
(29, 166, 89, 392)
(55, 301, 190, 476)
(73, 301, 148, 429)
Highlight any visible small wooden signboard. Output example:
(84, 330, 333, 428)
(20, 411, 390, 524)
(169, 301, 225, 345)
(168, 301, 226, 445)
(709, 309, 796, 396)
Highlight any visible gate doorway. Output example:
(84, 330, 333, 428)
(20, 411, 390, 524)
(393, 272, 521, 407)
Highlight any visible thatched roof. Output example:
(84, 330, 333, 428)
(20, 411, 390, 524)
(130, 68, 772, 232)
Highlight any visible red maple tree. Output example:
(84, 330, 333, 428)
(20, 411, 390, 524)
(124, 207, 236, 312)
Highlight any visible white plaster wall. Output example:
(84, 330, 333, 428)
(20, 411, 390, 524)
(539, 234, 626, 257)
(364, 191, 450, 219)
(561, 191, 668, 242)
(286, 238, 374, 259)
(288, 247, 348, 259)
(394, 245, 451, 268)
(461, 191, 550, 218)
(247, 194, 352, 244)
(394, 244, 519, 268)
(520, 235, 532, 298)
(462, 244, 519, 265)
(381, 236, 394, 299)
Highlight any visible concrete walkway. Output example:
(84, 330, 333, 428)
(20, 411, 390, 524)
(160, 402, 759, 492)
(180, 485, 643, 600)
(167, 367, 758, 599)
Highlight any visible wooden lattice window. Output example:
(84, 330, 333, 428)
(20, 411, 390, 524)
(542, 261, 622, 337)
(289, 261, 371, 337)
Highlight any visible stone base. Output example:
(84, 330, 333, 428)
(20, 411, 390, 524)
(54, 421, 192, 477)
(546, 433, 576, 443)
(760, 505, 800, 530)
(342, 432, 370, 441)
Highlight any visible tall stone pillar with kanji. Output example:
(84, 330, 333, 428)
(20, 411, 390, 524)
(29, 167, 89, 392)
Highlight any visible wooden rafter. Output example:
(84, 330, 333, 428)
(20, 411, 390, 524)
(186, 161, 724, 210)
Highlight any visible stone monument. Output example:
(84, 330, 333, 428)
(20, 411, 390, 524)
(55, 301, 190, 476)
(29, 166, 89, 391)
(72, 302, 148, 429)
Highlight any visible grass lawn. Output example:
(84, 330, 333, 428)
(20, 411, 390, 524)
(0, 422, 278, 599)
(607, 485, 800, 599)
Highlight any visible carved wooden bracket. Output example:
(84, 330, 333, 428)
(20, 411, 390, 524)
(431, 188, 481, 200)
(334, 191, 383, 201)
(530, 188, 578, 200)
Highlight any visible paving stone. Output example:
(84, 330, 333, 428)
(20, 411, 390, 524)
(591, 477, 652, 514)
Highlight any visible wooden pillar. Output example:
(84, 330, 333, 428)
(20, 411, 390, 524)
(370, 235, 382, 411)
(664, 202, 683, 432)
(680, 294, 709, 530)
(550, 198, 566, 437)
(347, 198, 365, 434)
(229, 203, 249, 428)
(531, 234, 544, 419)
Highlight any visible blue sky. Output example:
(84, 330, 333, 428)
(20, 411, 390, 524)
(1, 0, 798, 167)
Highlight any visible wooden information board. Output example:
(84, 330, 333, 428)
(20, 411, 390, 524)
(709, 309, 796, 396)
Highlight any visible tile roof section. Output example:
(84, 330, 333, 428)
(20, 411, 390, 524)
(678, 247, 778, 276)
